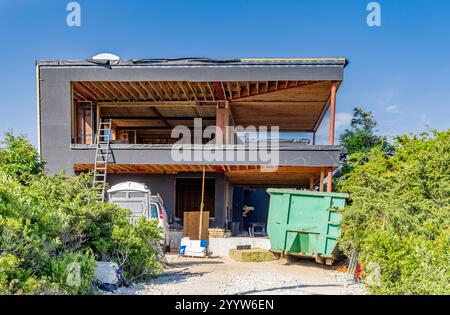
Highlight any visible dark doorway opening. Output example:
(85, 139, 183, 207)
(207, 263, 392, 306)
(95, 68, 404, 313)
(231, 186, 270, 236)
(175, 178, 215, 219)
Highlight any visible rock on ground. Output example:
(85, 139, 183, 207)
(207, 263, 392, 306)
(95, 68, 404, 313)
(112, 254, 366, 295)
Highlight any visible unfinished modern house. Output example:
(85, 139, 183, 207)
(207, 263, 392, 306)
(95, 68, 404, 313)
(37, 57, 346, 236)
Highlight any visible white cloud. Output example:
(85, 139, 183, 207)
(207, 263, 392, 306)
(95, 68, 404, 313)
(385, 104, 400, 113)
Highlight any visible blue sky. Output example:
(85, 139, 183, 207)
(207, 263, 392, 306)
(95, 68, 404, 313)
(0, 0, 449, 145)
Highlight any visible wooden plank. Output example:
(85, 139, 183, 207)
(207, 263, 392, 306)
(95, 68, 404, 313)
(183, 211, 209, 241)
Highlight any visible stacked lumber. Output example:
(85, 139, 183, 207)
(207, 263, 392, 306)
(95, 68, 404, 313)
(229, 248, 274, 262)
(209, 228, 226, 238)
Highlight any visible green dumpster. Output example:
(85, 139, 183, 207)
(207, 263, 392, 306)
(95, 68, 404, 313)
(266, 189, 348, 264)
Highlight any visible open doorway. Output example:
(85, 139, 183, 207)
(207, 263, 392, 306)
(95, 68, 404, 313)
(231, 186, 270, 236)
(175, 178, 215, 221)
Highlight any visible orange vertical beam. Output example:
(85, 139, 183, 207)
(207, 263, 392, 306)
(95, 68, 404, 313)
(327, 167, 333, 193)
(327, 81, 338, 193)
(329, 81, 338, 145)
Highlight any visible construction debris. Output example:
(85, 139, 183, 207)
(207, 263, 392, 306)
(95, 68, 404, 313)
(94, 261, 126, 292)
(209, 228, 226, 238)
(178, 238, 208, 258)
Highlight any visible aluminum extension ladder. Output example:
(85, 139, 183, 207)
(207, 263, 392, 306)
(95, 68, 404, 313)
(93, 119, 112, 202)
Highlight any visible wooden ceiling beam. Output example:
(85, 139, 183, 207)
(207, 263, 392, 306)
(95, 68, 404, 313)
(105, 82, 128, 99)
(103, 116, 216, 120)
(150, 107, 171, 128)
(220, 82, 228, 101)
(73, 90, 87, 101)
(117, 82, 136, 99)
(127, 82, 147, 100)
(83, 82, 108, 99)
(97, 101, 213, 107)
(96, 82, 117, 100)
(167, 82, 182, 100)
(213, 81, 226, 100)
(147, 82, 165, 100)
(186, 82, 198, 101)
(196, 82, 208, 101)
(74, 82, 99, 100)
(226, 82, 233, 100)
(207, 82, 216, 101)
(137, 82, 156, 101)
(177, 81, 190, 100)
(156, 81, 172, 100)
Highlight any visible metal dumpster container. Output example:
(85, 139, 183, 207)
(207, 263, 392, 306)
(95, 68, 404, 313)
(266, 189, 348, 265)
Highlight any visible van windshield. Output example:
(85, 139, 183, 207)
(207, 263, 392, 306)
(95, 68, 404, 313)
(150, 203, 158, 219)
(114, 200, 146, 217)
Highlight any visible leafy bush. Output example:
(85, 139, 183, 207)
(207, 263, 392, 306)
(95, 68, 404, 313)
(0, 131, 44, 181)
(0, 133, 162, 294)
(337, 107, 393, 181)
(338, 130, 450, 294)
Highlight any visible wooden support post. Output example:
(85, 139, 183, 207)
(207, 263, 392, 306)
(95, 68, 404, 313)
(216, 106, 229, 144)
(96, 104, 101, 144)
(319, 169, 325, 192)
(327, 167, 333, 193)
(326, 81, 338, 192)
(329, 81, 338, 145)
(198, 166, 206, 240)
(309, 175, 315, 191)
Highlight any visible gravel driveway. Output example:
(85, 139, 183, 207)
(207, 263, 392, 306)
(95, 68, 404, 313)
(114, 254, 365, 295)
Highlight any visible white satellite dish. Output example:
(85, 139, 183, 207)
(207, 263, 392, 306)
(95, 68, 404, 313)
(91, 53, 120, 61)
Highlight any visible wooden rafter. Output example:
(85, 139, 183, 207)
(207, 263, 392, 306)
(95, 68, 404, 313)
(137, 82, 156, 101)
(177, 81, 190, 100)
(105, 82, 127, 99)
(117, 82, 135, 99)
(196, 82, 207, 101)
(226, 82, 233, 100)
(127, 81, 146, 100)
(207, 82, 216, 101)
(186, 82, 198, 101)
(156, 81, 172, 100)
(75, 82, 98, 99)
(148, 82, 165, 100)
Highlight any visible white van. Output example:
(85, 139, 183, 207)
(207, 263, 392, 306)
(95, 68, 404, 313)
(107, 182, 171, 251)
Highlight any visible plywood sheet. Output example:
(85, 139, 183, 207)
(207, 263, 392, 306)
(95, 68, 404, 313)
(183, 211, 210, 241)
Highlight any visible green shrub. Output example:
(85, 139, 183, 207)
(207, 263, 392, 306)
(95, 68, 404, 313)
(0, 131, 44, 181)
(0, 132, 163, 294)
(338, 130, 450, 294)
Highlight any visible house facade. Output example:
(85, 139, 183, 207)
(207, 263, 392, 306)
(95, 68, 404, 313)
(37, 57, 346, 229)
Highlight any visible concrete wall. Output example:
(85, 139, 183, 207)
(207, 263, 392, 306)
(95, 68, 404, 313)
(107, 172, 227, 227)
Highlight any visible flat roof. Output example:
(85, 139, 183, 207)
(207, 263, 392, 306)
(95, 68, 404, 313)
(37, 57, 348, 67)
